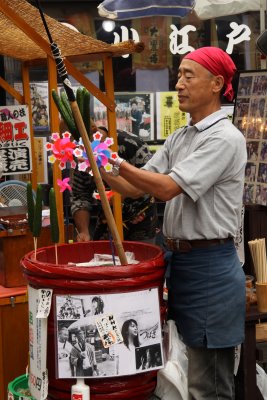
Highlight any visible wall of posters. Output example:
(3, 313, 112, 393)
(233, 71, 267, 206)
(93, 93, 155, 141)
(0, 104, 32, 175)
(156, 92, 188, 140)
(55, 288, 163, 379)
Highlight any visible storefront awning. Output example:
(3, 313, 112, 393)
(194, 0, 265, 20)
(98, 0, 265, 21)
(98, 0, 195, 20)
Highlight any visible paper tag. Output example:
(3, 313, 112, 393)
(36, 289, 53, 318)
(95, 314, 123, 348)
(234, 344, 241, 376)
(41, 369, 48, 400)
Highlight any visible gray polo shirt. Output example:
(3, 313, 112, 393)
(143, 110, 247, 239)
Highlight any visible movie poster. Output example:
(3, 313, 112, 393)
(233, 71, 267, 205)
(55, 288, 163, 379)
(14, 82, 50, 132)
(93, 93, 155, 141)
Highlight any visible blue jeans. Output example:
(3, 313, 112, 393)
(187, 346, 235, 400)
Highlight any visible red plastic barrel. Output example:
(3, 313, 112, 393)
(21, 241, 166, 400)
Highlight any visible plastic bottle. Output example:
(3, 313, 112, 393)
(71, 378, 90, 400)
(163, 279, 168, 301)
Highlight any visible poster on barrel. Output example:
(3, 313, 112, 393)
(55, 288, 163, 378)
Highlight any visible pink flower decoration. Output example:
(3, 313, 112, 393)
(46, 133, 76, 170)
(57, 177, 72, 193)
(53, 137, 76, 163)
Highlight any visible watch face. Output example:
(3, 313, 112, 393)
(112, 165, 120, 176)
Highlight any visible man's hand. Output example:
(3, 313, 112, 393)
(76, 231, 91, 242)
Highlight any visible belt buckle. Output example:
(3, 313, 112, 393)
(166, 238, 192, 252)
(166, 238, 176, 252)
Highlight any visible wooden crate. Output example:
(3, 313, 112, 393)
(0, 286, 28, 400)
(0, 207, 74, 287)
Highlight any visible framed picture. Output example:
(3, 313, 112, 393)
(55, 288, 163, 379)
(93, 92, 155, 141)
(233, 70, 267, 206)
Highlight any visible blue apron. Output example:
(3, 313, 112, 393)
(166, 240, 246, 348)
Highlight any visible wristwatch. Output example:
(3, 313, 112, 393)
(111, 165, 120, 176)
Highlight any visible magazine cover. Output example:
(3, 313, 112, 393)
(233, 71, 267, 205)
(93, 93, 155, 141)
(55, 288, 163, 378)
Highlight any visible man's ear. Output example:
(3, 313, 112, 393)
(212, 75, 224, 94)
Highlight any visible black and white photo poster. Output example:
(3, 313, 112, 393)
(55, 288, 163, 378)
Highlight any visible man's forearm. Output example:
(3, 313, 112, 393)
(101, 169, 145, 198)
(104, 161, 182, 201)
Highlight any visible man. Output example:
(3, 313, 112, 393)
(70, 329, 98, 377)
(101, 47, 247, 399)
(71, 127, 158, 243)
(130, 101, 142, 136)
(57, 326, 74, 378)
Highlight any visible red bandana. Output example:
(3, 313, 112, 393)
(184, 47, 237, 101)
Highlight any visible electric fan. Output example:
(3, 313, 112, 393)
(0, 180, 34, 207)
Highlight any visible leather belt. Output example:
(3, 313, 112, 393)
(164, 237, 233, 253)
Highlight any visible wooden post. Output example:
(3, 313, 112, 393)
(103, 56, 124, 240)
(47, 55, 65, 244)
(21, 62, 37, 189)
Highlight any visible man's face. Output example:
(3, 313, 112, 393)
(175, 59, 218, 120)
(77, 331, 85, 342)
(60, 329, 68, 342)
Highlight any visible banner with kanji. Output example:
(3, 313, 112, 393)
(0, 105, 32, 175)
(132, 17, 172, 69)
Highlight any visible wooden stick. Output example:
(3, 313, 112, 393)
(70, 102, 128, 265)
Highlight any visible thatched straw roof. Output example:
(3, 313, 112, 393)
(0, 0, 144, 63)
